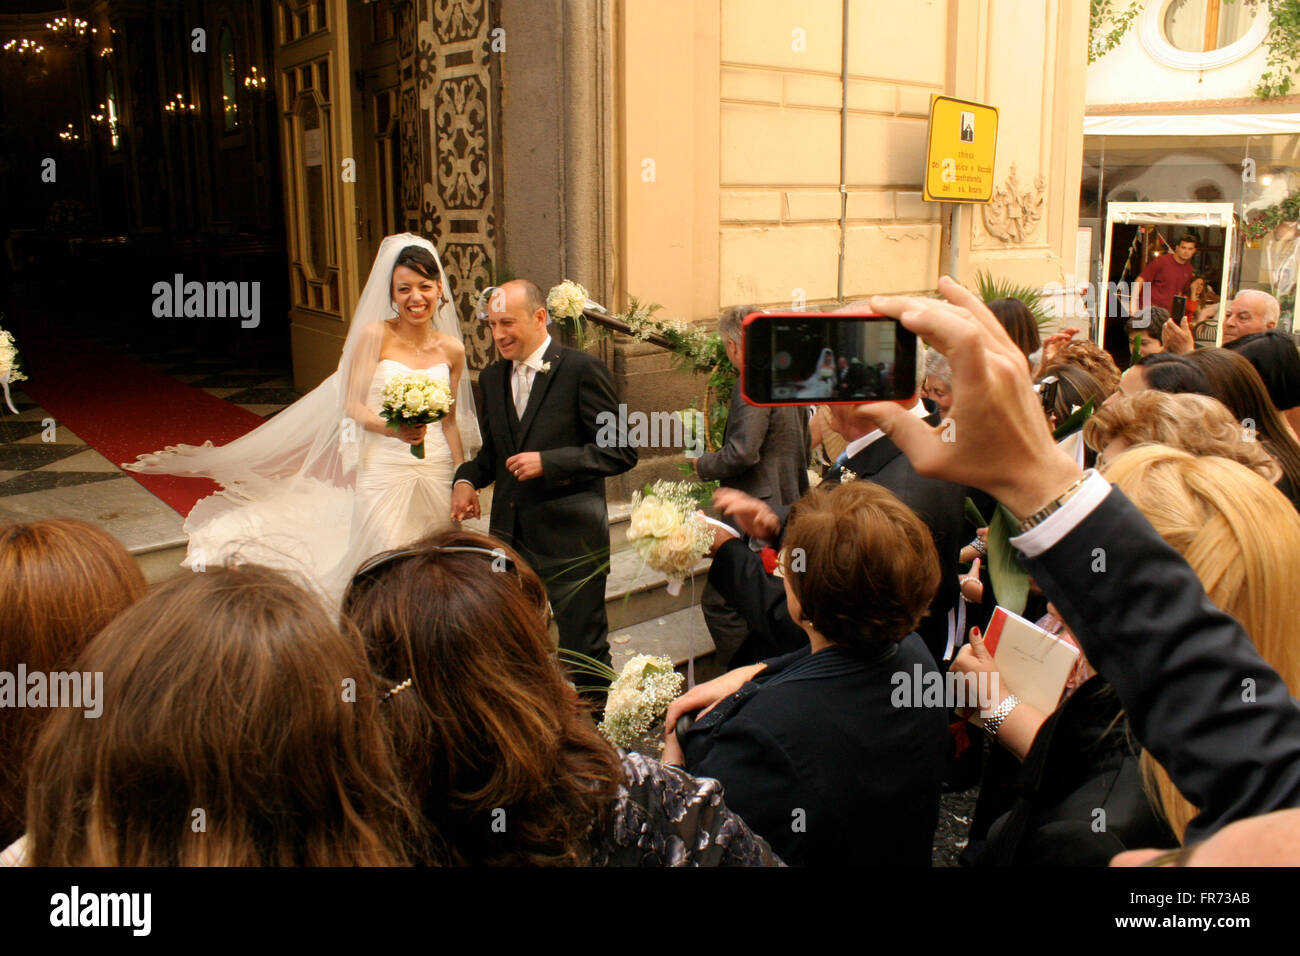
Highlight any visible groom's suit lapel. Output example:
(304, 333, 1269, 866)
(500, 360, 521, 446)
(517, 340, 566, 445)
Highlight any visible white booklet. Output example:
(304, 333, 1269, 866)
(979, 605, 1079, 717)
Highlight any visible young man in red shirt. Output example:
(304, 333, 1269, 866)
(1130, 235, 1197, 316)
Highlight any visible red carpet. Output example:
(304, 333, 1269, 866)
(19, 333, 269, 517)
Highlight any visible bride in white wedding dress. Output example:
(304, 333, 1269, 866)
(124, 234, 481, 602)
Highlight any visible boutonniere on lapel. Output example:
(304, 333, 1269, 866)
(840, 468, 857, 483)
(538, 361, 552, 375)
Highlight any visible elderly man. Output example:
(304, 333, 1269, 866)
(1163, 289, 1282, 353)
(694, 304, 810, 668)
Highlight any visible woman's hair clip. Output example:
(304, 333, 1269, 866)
(382, 678, 414, 702)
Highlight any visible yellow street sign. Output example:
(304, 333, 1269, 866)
(923, 95, 999, 203)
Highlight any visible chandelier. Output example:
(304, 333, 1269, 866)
(46, 16, 96, 49)
(2, 37, 46, 57)
(163, 92, 198, 115)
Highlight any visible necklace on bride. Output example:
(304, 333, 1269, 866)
(393, 322, 437, 357)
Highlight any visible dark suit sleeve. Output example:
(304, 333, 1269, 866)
(1021, 487, 1300, 841)
(707, 539, 806, 653)
(453, 367, 497, 489)
(695, 402, 770, 483)
(539, 355, 637, 485)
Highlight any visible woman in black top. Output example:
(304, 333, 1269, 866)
(665, 480, 949, 866)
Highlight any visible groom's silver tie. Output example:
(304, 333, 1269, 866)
(514, 362, 531, 418)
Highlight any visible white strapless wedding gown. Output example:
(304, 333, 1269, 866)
(182, 360, 455, 603)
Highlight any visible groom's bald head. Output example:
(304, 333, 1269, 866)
(501, 279, 548, 319)
(487, 279, 550, 361)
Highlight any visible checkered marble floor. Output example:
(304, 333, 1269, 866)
(0, 346, 296, 568)
(0, 345, 295, 499)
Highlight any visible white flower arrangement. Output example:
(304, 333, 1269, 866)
(546, 279, 590, 321)
(0, 327, 27, 384)
(597, 654, 685, 749)
(378, 370, 454, 459)
(626, 479, 715, 595)
(0, 325, 27, 415)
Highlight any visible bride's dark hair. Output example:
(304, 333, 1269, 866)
(393, 245, 442, 283)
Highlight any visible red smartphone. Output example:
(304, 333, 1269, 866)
(740, 312, 919, 407)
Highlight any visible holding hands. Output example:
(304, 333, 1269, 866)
(450, 481, 480, 521)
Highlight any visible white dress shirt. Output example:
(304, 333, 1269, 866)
(512, 335, 552, 412)
(840, 399, 930, 461)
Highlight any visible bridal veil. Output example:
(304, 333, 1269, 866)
(124, 233, 481, 590)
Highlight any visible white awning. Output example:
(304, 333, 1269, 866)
(1083, 112, 1300, 136)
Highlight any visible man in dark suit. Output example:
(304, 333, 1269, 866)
(451, 279, 636, 671)
(693, 305, 809, 667)
(710, 399, 968, 666)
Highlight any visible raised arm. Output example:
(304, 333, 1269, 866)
(1017, 482, 1300, 839)
(858, 277, 1300, 840)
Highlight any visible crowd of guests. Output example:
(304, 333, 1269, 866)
(4, 282, 1300, 867)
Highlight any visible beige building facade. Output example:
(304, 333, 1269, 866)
(617, 0, 1090, 325)
(275, 0, 1092, 398)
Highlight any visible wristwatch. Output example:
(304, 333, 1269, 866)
(982, 694, 1021, 739)
(1016, 473, 1089, 534)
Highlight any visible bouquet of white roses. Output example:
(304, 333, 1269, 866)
(547, 279, 600, 348)
(379, 370, 454, 459)
(0, 324, 27, 415)
(626, 479, 716, 596)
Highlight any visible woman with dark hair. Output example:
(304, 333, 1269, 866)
(664, 481, 949, 866)
(1107, 353, 1213, 404)
(0, 519, 146, 850)
(343, 528, 779, 867)
(126, 234, 480, 602)
(1037, 364, 1111, 431)
(20, 565, 418, 865)
(1186, 347, 1300, 510)
(1226, 330, 1300, 434)
(988, 298, 1042, 368)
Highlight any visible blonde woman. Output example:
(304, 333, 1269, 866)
(1103, 447, 1300, 841)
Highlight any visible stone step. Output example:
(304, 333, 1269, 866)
(609, 604, 722, 684)
(132, 537, 190, 585)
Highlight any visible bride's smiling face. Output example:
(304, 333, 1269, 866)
(392, 265, 441, 323)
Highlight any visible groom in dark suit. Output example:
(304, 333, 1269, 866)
(451, 279, 636, 672)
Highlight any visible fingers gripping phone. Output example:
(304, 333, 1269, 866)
(740, 312, 920, 406)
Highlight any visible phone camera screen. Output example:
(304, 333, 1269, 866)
(769, 320, 902, 401)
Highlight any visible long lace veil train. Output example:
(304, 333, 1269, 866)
(124, 233, 481, 589)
